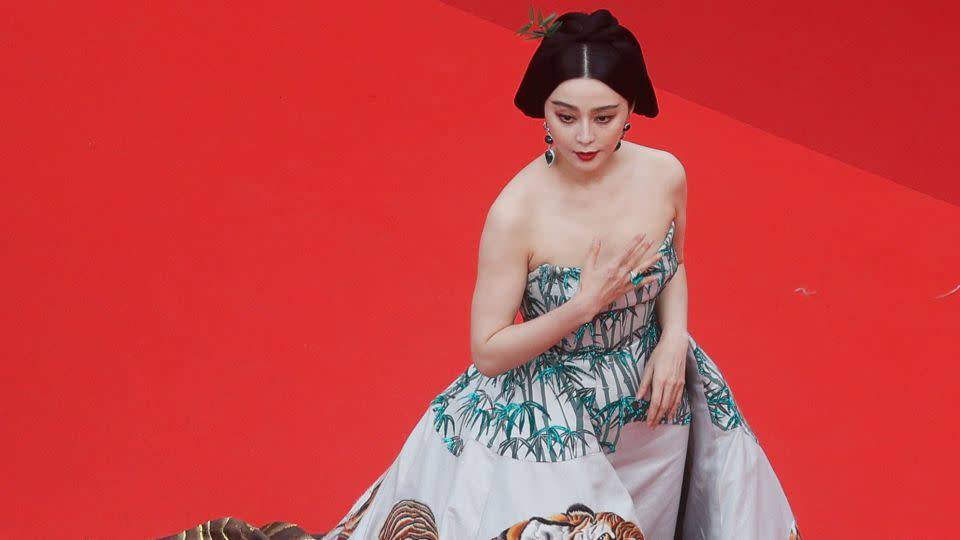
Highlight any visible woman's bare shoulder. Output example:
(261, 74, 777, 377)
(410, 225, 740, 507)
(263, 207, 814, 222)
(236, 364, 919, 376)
(473, 165, 543, 283)
(654, 148, 686, 194)
(486, 159, 543, 225)
(624, 143, 686, 197)
(627, 142, 684, 174)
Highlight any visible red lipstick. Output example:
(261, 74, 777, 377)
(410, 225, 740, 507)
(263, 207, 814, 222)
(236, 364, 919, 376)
(575, 151, 598, 161)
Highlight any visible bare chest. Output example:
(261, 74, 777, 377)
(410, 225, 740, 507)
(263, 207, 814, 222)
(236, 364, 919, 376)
(526, 183, 674, 273)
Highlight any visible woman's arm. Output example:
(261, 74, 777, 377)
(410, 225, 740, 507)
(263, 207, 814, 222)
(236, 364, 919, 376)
(639, 156, 691, 427)
(469, 186, 595, 378)
(656, 265, 689, 342)
(655, 157, 689, 342)
(473, 294, 595, 378)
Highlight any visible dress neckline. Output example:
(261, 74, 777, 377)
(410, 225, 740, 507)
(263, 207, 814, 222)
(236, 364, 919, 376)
(526, 220, 676, 277)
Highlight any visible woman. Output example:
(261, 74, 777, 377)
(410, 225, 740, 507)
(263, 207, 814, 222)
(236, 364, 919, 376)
(160, 8, 801, 540)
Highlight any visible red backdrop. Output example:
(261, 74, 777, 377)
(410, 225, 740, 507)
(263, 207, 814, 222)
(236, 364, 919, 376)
(2, 1, 958, 538)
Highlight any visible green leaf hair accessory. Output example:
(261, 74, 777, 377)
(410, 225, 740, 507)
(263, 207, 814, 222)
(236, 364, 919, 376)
(515, 5, 562, 40)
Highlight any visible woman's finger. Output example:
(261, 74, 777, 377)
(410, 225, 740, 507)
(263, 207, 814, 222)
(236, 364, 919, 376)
(659, 378, 678, 424)
(666, 381, 684, 420)
(632, 232, 654, 256)
(628, 232, 649, 256)
(625, 253, 663, 288)
(648, 380, 665, 427)
(619, 274, 658, 298)
(639, 251, 664, 272)
(636, 365, 653, 403)
(638, 274, 658, 291)
(625, 240, 656, 271)
(615, 234, 648, 269)
(671, 387, 684, 419)
(616, 237, 651, 272)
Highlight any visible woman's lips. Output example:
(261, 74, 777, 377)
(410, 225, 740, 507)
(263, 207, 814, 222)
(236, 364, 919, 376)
(575, 151, 598, 161)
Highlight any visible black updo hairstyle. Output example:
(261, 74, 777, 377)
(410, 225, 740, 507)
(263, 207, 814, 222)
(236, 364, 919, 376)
(514, 9, 658, 119)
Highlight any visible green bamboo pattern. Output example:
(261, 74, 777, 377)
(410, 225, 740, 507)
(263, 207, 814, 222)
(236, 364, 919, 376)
(430, 222, 715, 462)
(690, 338, 758, 442)
(429, 221, 756, 461)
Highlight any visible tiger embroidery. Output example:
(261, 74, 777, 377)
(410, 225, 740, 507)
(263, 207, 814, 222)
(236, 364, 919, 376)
(156, 516, 316, 540)
(328, 494, 439, 540)
(495, 503, 644, 540)
(789, 519, 803, 540)
(377, 499, 439, 540)
(329, 478, 383, 539)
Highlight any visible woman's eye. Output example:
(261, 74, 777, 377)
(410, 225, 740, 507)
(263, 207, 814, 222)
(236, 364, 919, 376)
(557, 114, 613, 123)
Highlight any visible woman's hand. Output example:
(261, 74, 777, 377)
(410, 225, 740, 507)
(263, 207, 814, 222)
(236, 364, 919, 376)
(637, 331, 688, 429)
(576, 233, 663, 321)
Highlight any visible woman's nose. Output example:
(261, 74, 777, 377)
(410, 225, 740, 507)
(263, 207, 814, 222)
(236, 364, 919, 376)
(576, 121, 594, 144)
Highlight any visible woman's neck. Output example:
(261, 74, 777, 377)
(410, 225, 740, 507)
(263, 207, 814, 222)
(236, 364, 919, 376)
(553, 146, 626, 188)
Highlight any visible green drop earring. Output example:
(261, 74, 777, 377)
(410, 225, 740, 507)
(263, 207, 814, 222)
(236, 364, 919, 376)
(615, 122, 632, 151)
(543, 122, 555, 166)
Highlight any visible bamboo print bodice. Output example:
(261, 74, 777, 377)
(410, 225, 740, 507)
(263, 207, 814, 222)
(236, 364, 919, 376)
(430, 221, 690, 463)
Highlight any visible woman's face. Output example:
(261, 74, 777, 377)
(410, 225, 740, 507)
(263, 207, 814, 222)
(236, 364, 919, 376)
(544, 78, 631, 170)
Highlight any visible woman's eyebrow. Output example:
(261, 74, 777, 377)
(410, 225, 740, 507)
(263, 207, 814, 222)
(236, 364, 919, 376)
(549, 100, 618, 112)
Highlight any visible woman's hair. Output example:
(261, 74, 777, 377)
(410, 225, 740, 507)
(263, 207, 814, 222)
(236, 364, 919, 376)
(514, 9, 658, 119)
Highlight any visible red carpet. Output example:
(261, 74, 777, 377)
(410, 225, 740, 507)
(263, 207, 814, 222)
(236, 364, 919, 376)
(1, 1, 957, 538)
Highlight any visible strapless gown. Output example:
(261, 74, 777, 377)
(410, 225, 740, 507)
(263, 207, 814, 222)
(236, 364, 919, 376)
(158, 220, 802, 540)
